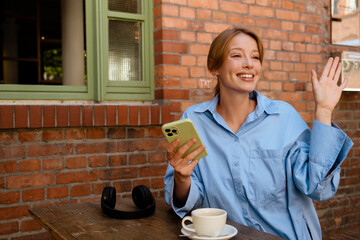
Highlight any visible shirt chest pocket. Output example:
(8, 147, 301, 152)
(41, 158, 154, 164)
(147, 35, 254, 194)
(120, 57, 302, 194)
(247, 149, 286, 202)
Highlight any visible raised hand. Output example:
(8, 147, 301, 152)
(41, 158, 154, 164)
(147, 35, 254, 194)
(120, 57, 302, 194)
(311, 57, 348, 125)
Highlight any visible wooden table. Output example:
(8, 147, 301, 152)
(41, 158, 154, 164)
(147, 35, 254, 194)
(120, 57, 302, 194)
(29, 197, 285, 240)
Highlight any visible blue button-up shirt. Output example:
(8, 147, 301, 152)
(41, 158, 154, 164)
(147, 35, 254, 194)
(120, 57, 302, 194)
(164, 91, 353, 240)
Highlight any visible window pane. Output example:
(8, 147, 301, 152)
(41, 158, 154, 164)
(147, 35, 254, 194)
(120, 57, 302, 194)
(0, 0, 86, 85)
(108, 0, 141, 14)
(331, 0, 360, 46)
(108, 20, 142, 82)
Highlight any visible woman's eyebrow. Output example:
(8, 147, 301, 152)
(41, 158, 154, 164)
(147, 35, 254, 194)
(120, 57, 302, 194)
(229, 47, 259, 53)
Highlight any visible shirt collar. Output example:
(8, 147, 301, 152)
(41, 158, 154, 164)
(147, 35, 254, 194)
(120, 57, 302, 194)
(194, 90, 280, 116)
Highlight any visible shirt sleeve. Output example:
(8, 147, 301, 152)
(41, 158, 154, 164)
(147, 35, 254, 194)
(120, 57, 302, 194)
(164, 163, 204, 218)
(291, 120, 353, 201)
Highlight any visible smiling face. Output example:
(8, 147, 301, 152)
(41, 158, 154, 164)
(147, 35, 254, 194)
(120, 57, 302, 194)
(213, 33, 262, 95)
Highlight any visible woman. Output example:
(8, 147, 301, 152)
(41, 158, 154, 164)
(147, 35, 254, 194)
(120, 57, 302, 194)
(164, 28, 353, 240)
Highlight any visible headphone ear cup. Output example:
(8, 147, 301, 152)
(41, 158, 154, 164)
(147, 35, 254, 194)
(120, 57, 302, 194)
(101, 186, 116, 210)
(132, 185, 154, 209)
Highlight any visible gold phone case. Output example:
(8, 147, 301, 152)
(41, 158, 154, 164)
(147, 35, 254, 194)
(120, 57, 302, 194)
(162, 119, 208, 159)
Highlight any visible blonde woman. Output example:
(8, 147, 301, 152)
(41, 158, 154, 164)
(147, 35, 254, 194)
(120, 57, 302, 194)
(164, 28, 353, 240)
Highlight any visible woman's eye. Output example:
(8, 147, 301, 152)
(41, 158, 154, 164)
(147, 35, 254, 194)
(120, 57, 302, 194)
(232, 54, 241, 58)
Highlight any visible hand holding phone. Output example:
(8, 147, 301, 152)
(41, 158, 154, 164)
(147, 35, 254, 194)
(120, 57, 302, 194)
(162, 119, 208, 159)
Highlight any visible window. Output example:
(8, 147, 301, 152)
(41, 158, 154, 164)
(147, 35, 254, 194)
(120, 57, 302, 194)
(331, 0, 360, 46)
(0, 0, 154, 101)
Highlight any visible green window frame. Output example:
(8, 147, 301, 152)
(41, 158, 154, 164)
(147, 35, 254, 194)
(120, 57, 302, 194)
(0, 0, 154, 101)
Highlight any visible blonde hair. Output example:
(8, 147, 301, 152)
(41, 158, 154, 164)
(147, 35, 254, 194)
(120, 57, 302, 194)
(207, 28, 264, 97)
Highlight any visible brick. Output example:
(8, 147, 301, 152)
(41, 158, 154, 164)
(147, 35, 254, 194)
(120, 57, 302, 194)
(154, 29, 178, 41)
(106, 105, 117, 126)
(0, 191, 20, 204)
(250, 6, 274, 17)
(180, 7, 195, 18)
(277, 52, 300, 62)
(276, 9, 299, 21)
(161, 105, 172, 124)
(270, 82, 282, 91)
(264, 71, 288, 81)
(289, 72, 309, 82)
(18, 130, 41, 142)
(57, 106, 68, 127)
(86, 128, 105, 139)
(157, 65, 189, 78)
(129, 154, 147, 165)
(76, 142, 109, 154)
(213, 11, 227, 22)
(128, 140, 155, 151)
(28, 143, 73, 157)
(161, 89, 190, 100)
(228, 14, 242, 25)
(140, 165, 167, 177)
(15, 105, 28, 128)
(155, 41, 187, 53)
(151, 177, 165, 189)
(188, 0, 218, 9)
(118, 106, 128, 125)
(107, 128, 126, 139)
(0, 205, 28, 220)
(22, 188, 44, 202)
(43, 158, 64, 171)
(56, 170, 98, 184)
(66, 157, 86, 169)
(88, 155, 107, 167)
(69, 105, 81, 127)
(220, 1, 247, 13)
(0, 145, 26, 159)
(0, 221, 19, 235)
(99, 168, 138, 180)
(149, 152, 166, 163)
(113, 181, 132, 193)
(197, 32, 212, 44)
(300, 13, 321, 24)
(204, 22, 230, 33)
(181, 56, 196, 66)
(263, 29, 288, 40)
(82, 105, 93, 127)
(65, 129, 85, 140)
(129, 106, 139, 125)
(47, 186, 68, 199)
(43, 106, 55, 128)
(127, 127, 145, 138)
(109, 155, 127, 166)
(180, 31, 196, 42)
(155, 54, 179, 65)
(70, 184, 91, 197)
(146, 127, 163, 138)
(188, 20, 204, 31)
(243, 16, 255, 26)
(7, 173, 54, 189)
(301, 54, 322, 63)
(19, 159, 41, 172)
(196, 9, 211, 20)
(0, 131, 16, 143)
(151, 105, 160, 125)
(20, 219, 42, 232)
(140, 106, 150, 125)
(42, 129, 63, 142)
(160, 17, 187, 29)
(289, 33, 312, 43)
(182, 78, 198, 88)
(0, 105, 13, 129)
(29, 106, 42, 128)
(160, 4, 178, 17)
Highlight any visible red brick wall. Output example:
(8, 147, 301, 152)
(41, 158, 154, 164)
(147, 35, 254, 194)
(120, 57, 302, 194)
(0, 0, 359, 239)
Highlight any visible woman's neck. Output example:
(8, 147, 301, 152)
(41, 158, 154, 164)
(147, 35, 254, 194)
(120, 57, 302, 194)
(216, 91, 256, 133)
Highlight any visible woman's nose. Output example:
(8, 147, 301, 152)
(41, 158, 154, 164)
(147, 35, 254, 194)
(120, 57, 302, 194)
(242, 57, 253, 68)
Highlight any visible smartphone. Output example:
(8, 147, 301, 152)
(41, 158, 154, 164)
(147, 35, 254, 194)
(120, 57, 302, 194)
(162, 118, 208, 159)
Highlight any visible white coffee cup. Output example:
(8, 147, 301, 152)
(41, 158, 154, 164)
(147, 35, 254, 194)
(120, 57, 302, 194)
(181, 208, 227, 237)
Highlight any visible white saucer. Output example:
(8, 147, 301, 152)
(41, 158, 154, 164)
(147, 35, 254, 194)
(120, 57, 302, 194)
(181, 224, 238, 240)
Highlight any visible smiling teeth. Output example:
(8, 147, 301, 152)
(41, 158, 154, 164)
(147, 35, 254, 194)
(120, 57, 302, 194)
(240, 74, 253, 78)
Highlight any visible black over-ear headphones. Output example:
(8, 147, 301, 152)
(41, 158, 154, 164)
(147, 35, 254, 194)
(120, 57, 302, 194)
(101, 185, 156, 219)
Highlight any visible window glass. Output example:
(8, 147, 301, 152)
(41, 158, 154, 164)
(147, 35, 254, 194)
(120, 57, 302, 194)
(332, 0, 360, 46)
(0, 0, 86, 86)
(108, 0, 141, 14)
(108, 20, 142, 82)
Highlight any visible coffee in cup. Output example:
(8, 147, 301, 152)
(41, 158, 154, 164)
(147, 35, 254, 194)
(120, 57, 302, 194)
(181, 208, 227, 237)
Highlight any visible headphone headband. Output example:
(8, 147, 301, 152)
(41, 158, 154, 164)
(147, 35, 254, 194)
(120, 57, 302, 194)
(101, 185, 156, 219)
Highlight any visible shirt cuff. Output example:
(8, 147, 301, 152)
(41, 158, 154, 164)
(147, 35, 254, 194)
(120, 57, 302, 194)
(310, 120, 353, 176)
(170, 179, 199, 218)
